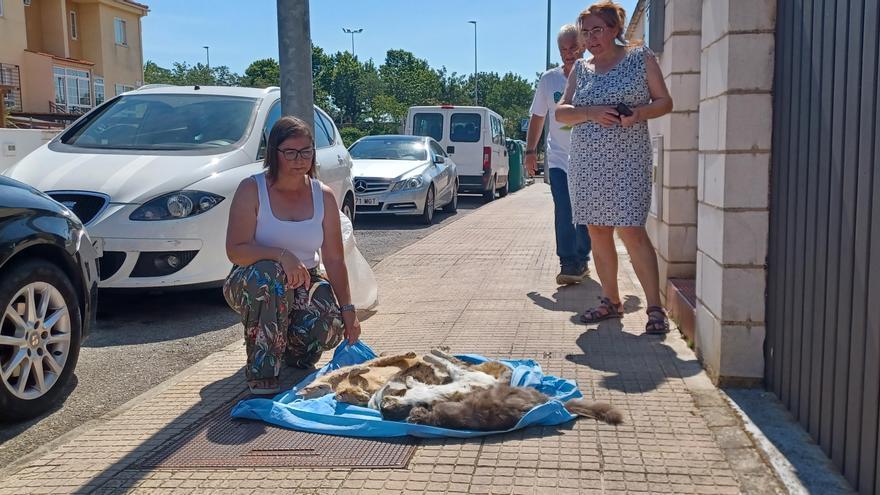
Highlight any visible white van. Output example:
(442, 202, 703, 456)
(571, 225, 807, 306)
(405, 105, 509, 201)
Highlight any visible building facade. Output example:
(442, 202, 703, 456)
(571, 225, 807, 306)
(0, 0, 148, 115)
(630, 0, 879, 492)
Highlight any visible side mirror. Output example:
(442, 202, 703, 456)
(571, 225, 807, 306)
(433, 155, 445, 165)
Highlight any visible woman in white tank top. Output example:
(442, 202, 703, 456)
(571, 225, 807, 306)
(222, 116, 361, 395)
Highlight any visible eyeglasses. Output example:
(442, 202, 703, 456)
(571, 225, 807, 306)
(278, 147, 314, 161)
(581, 26, 606, 39)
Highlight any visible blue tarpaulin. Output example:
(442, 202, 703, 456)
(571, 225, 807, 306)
(231, 341, 584, 438)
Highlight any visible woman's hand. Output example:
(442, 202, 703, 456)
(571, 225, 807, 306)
(588, 106, 621, 128)
(620, 107, 642, 128)
(279, 250, 311, 290)
(341, 310, 361, 344)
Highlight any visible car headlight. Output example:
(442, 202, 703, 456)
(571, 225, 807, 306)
(391, 176, 424, 192)
(130, 191, 224, 221)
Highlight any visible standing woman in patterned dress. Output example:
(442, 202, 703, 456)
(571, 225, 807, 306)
(556, 2, 673, 334)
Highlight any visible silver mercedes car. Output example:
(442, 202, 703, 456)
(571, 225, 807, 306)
(349, 135, 459, 224)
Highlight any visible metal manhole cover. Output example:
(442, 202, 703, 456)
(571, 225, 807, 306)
(137, 395, 418, 469)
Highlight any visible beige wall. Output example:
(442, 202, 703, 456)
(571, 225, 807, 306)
(20, 51, 55, 113)
(24, 1, 45, 53)
(97, 3, 144, 96)
(694, 0, 775, 385)
(38, 0, 69, 58)
(646, 0, 702, 302)
(0, 0, 29, 66)
(78, 3, 103, 74)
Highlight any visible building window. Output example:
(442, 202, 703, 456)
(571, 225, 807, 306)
(53, 66, 91, 113)
(114, 18, 127, 45)
(114, 83, 135, 96)
(70, 11, 78, 40)
(94, 77, 105, 105)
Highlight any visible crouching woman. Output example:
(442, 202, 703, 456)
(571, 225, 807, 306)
(223, 116, 361, 395)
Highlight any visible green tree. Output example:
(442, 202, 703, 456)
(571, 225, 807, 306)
(242, 58, 280, 88)
(144, 60, 175, 84)
(379, 50, 442, 107)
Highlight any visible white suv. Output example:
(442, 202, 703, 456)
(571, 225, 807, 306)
(4, 85, 355, 290)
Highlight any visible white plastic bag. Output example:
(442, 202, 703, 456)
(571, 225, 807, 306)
(336, 212, 378, 310)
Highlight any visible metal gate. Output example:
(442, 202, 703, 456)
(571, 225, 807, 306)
(766, 0, 879, 493)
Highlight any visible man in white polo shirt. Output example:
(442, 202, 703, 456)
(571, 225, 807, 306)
(525, 24, 591, 285)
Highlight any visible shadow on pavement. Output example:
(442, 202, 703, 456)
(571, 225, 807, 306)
(565, 323, 702, 394)
(724, 388, 854, 494)
(85, 288, 238, 348)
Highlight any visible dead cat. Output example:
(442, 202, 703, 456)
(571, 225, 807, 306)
(407, 383, 624, 430)
(373, 349, 511, 420)
(298, 349, 509, 407)
(297, 352, 424, 406)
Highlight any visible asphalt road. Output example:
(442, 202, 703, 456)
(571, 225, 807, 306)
(0, 194, 485, 471)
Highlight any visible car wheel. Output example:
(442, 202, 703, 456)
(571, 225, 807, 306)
(0, 259, 82, 421)
(342, 194, 355, 222)
(421, 185, 436, 225)
(498, 176, 509, 198)
(443, 181, 459, 213)
(483, 176, 496, 203)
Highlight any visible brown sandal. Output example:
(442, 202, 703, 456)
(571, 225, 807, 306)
(580, 297, 624, 323)
(645, 306, 670, 334)
(248, 377, 281, 395)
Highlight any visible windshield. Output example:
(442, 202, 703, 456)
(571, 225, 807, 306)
(62, 94, 258, 150)
(349, 139, 428, 160)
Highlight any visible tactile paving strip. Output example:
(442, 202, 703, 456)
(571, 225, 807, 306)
(137, 396, 419, 469)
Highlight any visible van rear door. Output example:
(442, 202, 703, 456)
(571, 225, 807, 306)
(447, 110, 484, 176)
(410, 111, 444, 143)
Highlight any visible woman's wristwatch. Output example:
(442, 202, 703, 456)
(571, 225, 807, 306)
(340, 304, 356, 314)
(525, 149, 537, 155)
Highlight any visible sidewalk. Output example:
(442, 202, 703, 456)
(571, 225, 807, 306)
(0, 183, 785, 494)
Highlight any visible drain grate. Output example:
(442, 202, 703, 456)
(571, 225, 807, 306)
(137, 395, 418, 469)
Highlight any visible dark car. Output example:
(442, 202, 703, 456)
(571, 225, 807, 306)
(0, 176, 99, 421)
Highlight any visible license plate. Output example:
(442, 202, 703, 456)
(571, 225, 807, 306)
(356, 197, 379, 206)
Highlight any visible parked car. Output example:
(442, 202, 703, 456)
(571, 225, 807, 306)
(348, 135, 458, 224)
(0, 176, 99, 421)
(405, 105, 509, 202)
(3, 85, 356, 290)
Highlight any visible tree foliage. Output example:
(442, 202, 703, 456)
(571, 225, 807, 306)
(144, 45, 536, 139)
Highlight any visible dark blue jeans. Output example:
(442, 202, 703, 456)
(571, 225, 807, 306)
(549, 167, 591, 269)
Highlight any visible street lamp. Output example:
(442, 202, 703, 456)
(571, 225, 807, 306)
(468, 20, 477, 105)
(341, 27, 363, 56)
(203, 45, 210, 69)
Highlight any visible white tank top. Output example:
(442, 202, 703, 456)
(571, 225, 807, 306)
(253, 173, 323, 269)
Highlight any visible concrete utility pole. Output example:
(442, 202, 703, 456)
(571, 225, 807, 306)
(277, 0, 314, 128)
(203, 46, 210, 69)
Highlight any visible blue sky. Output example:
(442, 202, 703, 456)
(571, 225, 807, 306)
(142, 0, 639, 82)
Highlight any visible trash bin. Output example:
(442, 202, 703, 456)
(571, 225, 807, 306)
(506, 138, 525, 193)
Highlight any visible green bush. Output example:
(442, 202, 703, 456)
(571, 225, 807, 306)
(339, 127, 367, 147)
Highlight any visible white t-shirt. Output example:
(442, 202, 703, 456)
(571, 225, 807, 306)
(528, 67, 572, 172)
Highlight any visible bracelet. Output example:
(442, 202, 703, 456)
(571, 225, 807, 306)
(525, 149, 537, 155)
(340, 304, 356, 313)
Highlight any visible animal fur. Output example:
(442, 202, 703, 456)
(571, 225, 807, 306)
(297, 348, 509, 407)
(297, 352, 424, 405)
(372, 350, 510, 420)
(406, 383, 624, 430)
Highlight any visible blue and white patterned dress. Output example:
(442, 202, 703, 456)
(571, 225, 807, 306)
(568, 45, 654, 227)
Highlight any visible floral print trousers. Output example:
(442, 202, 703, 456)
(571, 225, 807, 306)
(223, 260, 344, 381)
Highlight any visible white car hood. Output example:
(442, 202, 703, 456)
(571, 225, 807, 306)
(5, 145, 250, 204)
(351, 159, 426, 179)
